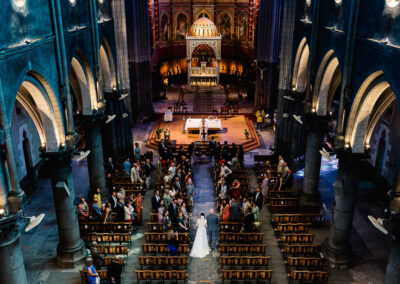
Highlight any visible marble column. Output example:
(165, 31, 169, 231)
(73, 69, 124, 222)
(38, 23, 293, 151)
(45, 148, 86, 268)
(0, 212, 27, 284)
(302, 116, 325, 204)
(326, 152, 362, 268)
(84, 114, 108, 200)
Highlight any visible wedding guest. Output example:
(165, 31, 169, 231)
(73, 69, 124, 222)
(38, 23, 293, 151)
(85, 258, 98, 284)
(221, 199, 230, 223)
(134, 142, 141, 161)
(93, 188, 102, 207)
(103, 202, 112, 224)
(124, 158, 131, 175)
(124, 200, 135, 223)
(107, 256, 122, 284)
(167, 230, 179, 256)
(78, 197, 89, 222)
(177, 211, 188, 232)
(135, 193, 143, 224)
(92, 198, 102, 221)
(158, 200, 165, 224)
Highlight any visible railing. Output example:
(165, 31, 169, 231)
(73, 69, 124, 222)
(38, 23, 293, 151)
(190, 67, 218, 76)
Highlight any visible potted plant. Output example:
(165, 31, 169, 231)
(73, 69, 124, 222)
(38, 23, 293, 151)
(156, 128, 164, 139)
(244, 129, 250, 139)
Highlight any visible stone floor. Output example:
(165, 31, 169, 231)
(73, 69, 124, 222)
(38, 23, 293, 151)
(21, 89, 391, 283)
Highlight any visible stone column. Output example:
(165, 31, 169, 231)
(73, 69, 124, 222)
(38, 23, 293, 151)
(187, 59, 191, 86)
(216, 60, 220, 86)
(302, 116, 325, 204)
(84, 114, 108, 200)
(0, 212, 27, 284)
(326, 152, 361, 268)
(45, 148, 86, 268)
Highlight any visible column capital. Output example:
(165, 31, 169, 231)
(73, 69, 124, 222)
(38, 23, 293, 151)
(0, 211, 22, 247)
(41, 147, 74, 163)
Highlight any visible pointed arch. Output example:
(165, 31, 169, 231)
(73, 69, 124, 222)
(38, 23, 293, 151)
(100, 38, 117, 92)
(345, 71, 396, 153)
(292, 38, 309, 92)
(312, 50, 342, 116)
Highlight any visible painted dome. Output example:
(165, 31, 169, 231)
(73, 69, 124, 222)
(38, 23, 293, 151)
(189, 16, 219, 37)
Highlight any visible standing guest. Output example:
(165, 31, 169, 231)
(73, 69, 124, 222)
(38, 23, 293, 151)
(109, 191, 118, 211)
(152, 190, 161, 212)
(175, 168, 185, 185)
(168, 162, 176, 181)
(115, 199, 125, 222)
(92, 198, 102, 221)
(277, 155, 285, 176)
(256, 108, 265, 131)
(253, 187, 263, 210)
(167, 230, 179, 256)
(104, 157, 114, 175)
(89, 242, 104, 269)
(117, 187, 125, 200)
(282, 162, 289, 179)
(173, 176, 182, 192)
(252, 201, 260, 222)
(219, 180, 227, 199)
(230, 197, 239, 221)
(158, 139, 166, 155)
(123, 158, 131, 175)
(158, 200, 166, 223)
(231, 154, 240, 172)
(107, 256, 122, 284)
(242, 208, 254, 232)
(124, 200, 135, 223)
(163, 189, 172, 209)
(85, 258, 98, 284)
(261, 172, 270, 204)
(242, 197, 250, 216)
(130, 163, 144, 184)
(188, 142, 195, 157)
(103, 202, 112, 224)
(168, 198, 179, 223)
(78, 197, 90, 222)
(134, 142, 142, 161)
(181, 202, 189, 223)
(156, 157, 164, 178)
(221, 199, 230, 223)
(231, 179, 241, 199)
(163, 211, 172, 231)
(135, 193, 143, 224)
(144, 159, 152, 189)
(282, 169, 294, 190)
(186, 178, 194, 196)
(93, 188, 102, 207)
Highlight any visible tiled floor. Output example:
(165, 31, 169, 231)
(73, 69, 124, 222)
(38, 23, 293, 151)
(21, 89, 391, 283)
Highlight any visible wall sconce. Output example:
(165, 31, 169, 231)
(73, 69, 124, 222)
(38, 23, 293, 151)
(386, 0, 400, 8)
(306, 0, 311, 7)
(311, 108, 316, 113)
(345, 143, 350, 149)
(0, 208, 5, 217)
(334, 0, 342, 5)
(13, 0, 26, 8)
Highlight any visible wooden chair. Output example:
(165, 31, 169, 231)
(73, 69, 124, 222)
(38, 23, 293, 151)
(97, 244, 129, 256)
(278, 234, 315, 246)
(144, 233, 190, 243)
(288, 270, 329, 283)
(220, 256, 270, 267)
(219, 232, 264, 243)
(142, 243, 189, 255)
(219, 244, 267, 255)
(274, 223, 311, 235)
(285, 257, 327, 271)
(139, 256, 188, 269)
(79, 222, 134, 234)
(221, 270, 273, 283)
(281, 245, 321, 257)
(81, 233, 131, 244)
(135, 270, 188, 283)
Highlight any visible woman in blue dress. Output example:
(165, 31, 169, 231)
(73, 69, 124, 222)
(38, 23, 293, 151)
(86, 259, 98, 284)
(123, 158, 131, 175)
(134, 142, 141, 161)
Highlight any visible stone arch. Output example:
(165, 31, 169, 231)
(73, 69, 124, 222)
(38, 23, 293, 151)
(292, 38, 309, 92)
(14, 71, 66, 152)
(345, 71, 396, 153)
(69, 52, 98, 115)
(313, 50, 342, 116)
(100, 38, 117, 92)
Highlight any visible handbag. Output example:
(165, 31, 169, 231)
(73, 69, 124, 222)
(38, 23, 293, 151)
(95, 276, 100, 284)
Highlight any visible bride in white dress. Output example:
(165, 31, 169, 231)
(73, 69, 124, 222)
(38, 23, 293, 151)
(190, 213, 211, 258)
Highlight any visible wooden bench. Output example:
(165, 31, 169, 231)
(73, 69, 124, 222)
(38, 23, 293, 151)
(79, 222, 134, 234)
(221, 256, 270, 267)
(221, 270, 273, 283)
(281, 245, 321, 257)
(219, 232, 264, 243)
(81, 233, 131, 244)
(97, 244, 128, 256)
(139, 256, 188, 269)
(285, 257, 327, 271)
(79, 270, 107, 283)
(219, 222, 261, 232)
(271, 214, 326, 226)
(268, 198, 299, 206)
(288, 270, 329, 283)
(219, 244, 266, 255)
(278, 234, 315, 245)
(274, 223, 311, 235)
(145, 233, 190, 243)
(135, 270, 187, 283)
(142, 243, 189, 255)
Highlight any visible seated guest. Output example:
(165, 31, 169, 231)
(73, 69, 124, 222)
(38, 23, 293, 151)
(177, 211, 188, 232)
(167, 229, 179, 256)
(107, 256, 122, 284)
(109, 191, 118, 211)
(152, 190, 161, 213)
(89, 241, 104, 269)
(103, 202, 112, 223)
(124, 200, 135, 223)
(78, 197, 89, 222)
(92, 198, 102, 221)
(231, 179, 241, 199)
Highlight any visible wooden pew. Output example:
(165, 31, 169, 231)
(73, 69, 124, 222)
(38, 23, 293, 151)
(278, 234, 315, 246)
(219, 232, 264, 243)
(97, 244, 129, 256)
(79, 270, 107, 283)
(288, 270, 329, 283)
(274, 223, 311, 235)
(81, 233, 131, 244)
(221, 270, 273, 283)
(135, 270, 187, 283)
(268, 198, 299, 206)
(271, 214, 326, 226)
(285, 257, 327, 271)
(219, 222, 261, 232)
(221, 256, 270, 267)
(139, 256, 188, 269)
(281, 245, 321, 257)
(142, 243, 189, 255)
(219, 244, 267, 255)
(145, 233, 190, 243)
(79, 222, 134, 234)
(147, 222, 164, 232)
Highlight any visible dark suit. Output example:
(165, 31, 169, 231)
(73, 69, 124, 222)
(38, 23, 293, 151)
(90, 246, 104, 269)
(168, 203, 178, 223)
(115, 203, 125, 222)
(152, 195, 160, 212)
(283, 173, 294, 189)
(109, 196, 118, 210)
(254, 192, 263, 209)
(107, 261, 123, 284)
(206, 213, 219, 249)
(104, 161, 114, 174)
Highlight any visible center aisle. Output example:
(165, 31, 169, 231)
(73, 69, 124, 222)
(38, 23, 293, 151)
(188, 162, 220, 283)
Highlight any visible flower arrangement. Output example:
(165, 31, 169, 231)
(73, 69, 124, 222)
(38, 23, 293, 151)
(156, 128, 164, 139)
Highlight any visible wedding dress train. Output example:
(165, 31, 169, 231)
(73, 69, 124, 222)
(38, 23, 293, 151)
(190, 216, 211, 258)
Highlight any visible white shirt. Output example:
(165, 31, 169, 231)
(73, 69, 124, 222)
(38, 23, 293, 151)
(124, 205, 134, 221)
(221, 166, 232, 177)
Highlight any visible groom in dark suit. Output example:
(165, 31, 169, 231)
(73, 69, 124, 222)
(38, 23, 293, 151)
(206, 208, 219, 250)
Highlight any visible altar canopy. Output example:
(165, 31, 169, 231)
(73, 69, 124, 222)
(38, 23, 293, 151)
(184, 118, 223, 131)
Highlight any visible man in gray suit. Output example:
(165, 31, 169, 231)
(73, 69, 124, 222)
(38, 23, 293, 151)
(206, 208, 219, 250)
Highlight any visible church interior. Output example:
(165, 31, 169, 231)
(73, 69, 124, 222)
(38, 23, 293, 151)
(1, 0, 400, 283)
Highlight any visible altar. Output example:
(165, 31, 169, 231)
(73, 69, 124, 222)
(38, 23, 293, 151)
(184, 118, 223, 132)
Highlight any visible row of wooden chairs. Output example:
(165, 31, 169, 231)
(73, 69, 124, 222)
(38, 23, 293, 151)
(271, 213, 326, 226)
(285, 257, 328, 271)
(281, 245, 321, 257)
(139, 256, 188, 269)
(219, 222, 262, 232)
(142, 243, 189, 255)
(268, 197, 299, 206)
(81, 233, 131, 244)
(219, 232, 264, 243)
(219, 244, 267, 255)
(274, 223, 311, 235)
(135, 270, 187, 283)
(79, 222, 134, 234)
(221, 256, 270, 267)
(278, 234, 315, 246)
(145, 233, 190, 243)
(221, 270, 273, 283)
(288, 270, 330, 283)
(97, 244, 128, 256)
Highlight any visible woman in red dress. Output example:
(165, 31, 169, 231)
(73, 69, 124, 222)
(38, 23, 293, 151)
(135, 193, 143, 224)
(231, 179, 241, 199)
(220, 199, 230, 223)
